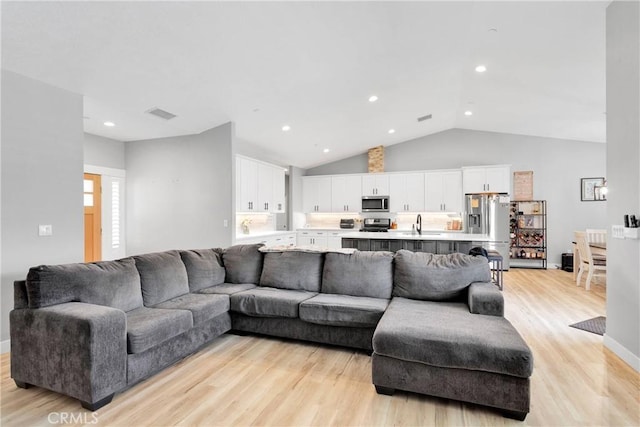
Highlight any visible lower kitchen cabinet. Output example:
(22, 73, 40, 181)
(342, 238, 475, 254)
(403, 240, 437, 253)
(370, 239, 403, 252)
(342, 238, 371, 251)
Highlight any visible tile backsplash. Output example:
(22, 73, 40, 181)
(304, 212, 463, 231)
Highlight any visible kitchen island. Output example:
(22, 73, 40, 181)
(339, 231, 492, 254)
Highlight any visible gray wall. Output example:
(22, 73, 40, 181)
(84, 132, 125, 169)
(125, 123, 234, 255)
(307, 128, 607, 265)
(1, 70, 84, 343)
(605, 1, 639, 369)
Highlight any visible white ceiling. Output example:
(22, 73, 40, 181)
(1, 1, 608, 169)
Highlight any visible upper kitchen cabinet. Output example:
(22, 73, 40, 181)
(302, 176, 332, 213)
(389, 173, 425, 212)
(362, 174, 390, 196)
(236, 156, 258, 212)
(331, 175, 361, 213)
(236, 156, 285, 213)
(462, 165, 511, 194)
(425, 170, 463, 212)
(257, 163, 285, 213)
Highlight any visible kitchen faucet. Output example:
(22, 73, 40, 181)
(416, 214, 422, 235)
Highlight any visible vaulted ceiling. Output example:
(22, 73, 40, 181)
(2, 1, 608, 168)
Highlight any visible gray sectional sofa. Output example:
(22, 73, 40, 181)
(10, 244, 533, 420)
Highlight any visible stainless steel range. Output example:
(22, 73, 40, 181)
(360, 218, 391, 232)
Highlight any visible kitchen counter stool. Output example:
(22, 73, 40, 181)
(487, 250, 504, 290)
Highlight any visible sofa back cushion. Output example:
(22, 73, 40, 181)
(222, 244, 264, 284)
(322, 251, 394, 299)
(393, 250, 491, 301)
(260, 251, 324, 292)
(26, 258, 143, 311)
(134, 250, 190, 306)
(180, 249, 226, 292)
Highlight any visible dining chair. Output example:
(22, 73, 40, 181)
(586, 229, 607, 245)
(575, 232, 606, 290)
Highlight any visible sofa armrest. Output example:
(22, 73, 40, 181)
(10, 302, 127, 408)
(468, 282, 504, 317)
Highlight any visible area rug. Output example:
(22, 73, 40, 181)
(569, 316, 606, 336)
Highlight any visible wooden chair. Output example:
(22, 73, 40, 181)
(575, 232, 606, 290)
(586, 229, 607, 245)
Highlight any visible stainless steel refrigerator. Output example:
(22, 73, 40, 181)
(465, 193, 511, 269)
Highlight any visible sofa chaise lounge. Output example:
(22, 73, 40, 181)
(10, 244, 533, 420)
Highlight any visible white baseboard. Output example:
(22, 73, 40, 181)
(1, 339, 10, 354)
(604, 334, 640, 372)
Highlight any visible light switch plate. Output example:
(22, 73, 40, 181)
(38, 224, 53, 236)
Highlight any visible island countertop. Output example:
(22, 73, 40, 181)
(339, 231, 494, 242)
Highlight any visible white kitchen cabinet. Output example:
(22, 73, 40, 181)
(257, 163, 274, 212)
(362, 174, 389, 196)
(236, 157, 258, 212)
(389, 173, 425, 212)
(331, 175, 362, 212)
(462, 165, 511, 194)
(257, 163, 285, 213)
(302, 176, 332, 212)
(327, 231, 345, 249)
(297, 230, 328, 248)
(237, 156, 285, 213)
(272, 167, 286, 213)
(236, 232, 296, 247)
(270, 232, 296, 247)
(425, 170, 463, 212)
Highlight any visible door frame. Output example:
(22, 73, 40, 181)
(84, 165, 126, 260)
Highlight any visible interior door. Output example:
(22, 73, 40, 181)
(84, 173, 102, 262)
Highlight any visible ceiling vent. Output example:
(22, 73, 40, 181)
(145, 107, 177, 121)
(417, 114, 432, 122)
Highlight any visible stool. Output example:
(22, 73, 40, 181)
(486, 250, 504, 290)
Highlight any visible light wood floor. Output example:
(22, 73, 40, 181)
(1, 269, 638, 426)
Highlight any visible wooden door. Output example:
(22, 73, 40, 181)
(84, 173, 102, 262)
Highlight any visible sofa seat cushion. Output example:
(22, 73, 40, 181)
(373, 298, 533, 378)
(134, 251, 190, 306)
(126, 307, 193, 354)
(153, 293, 229, 325)
(180, 249, 226, 292)
(393, 250, 491, 301)
(260, 251, 324, 292)
(299, 294, 389, 328)
(25, 258, 143, 312)
(322, 251, 394, 299)
(198, 283, 257, 295)
(222, 244, 264, 284)
(230, 287, 317, 318)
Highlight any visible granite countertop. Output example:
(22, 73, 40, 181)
(339, 231, 494, 242)
(235, 230, 296, 240)
(296, 227, 345, 231)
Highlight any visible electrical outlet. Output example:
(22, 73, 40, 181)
(223, 219, 228, 227)
(38, 224, 53, 236)
(611, 225, 625, 239)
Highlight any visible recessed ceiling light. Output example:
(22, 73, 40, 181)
(103, 121, 115, 127)
(388, 129, 396, 134)
(369, 95, 378, 103)
(464, 111, 473, 116)
(282, 125, 291, 132)
(475, 65, 487, 73)
(323, 148, 330, 153)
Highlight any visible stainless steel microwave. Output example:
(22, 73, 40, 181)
(361, 196, 389, 212)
